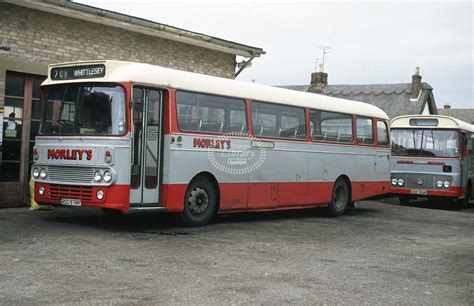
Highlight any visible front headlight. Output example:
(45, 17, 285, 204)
(32, 167, 40, 178)
(96, 190, 104, 200)
(391, 179, 398, 186)
(436, 181, 443, 188)
(93, 170, 103, 182)
(397, 179, 404, 186)
(103, 170, 112, 183)
(39, 168, 47, 179)
(443, 181, 450, 188)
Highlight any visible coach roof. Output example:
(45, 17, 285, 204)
(391, 115, 474, 132)
(44, 60, 389, 120)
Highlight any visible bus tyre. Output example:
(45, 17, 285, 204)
(328, 179, 350, 217)
(455, 185, 471, 209)
(181, 177, 217, 227)
(399, 196, 410, 206)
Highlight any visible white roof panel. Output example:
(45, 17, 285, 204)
(391, 115, 474, 132)
(43, 60, 389, 120)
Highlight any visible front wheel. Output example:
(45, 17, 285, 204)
(327, 179, 350, 217)
(180, 177, 217, 227)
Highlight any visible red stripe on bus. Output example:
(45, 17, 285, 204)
(162, 181, 389, 213)
(427, 161, 446, 166)
(396, 160, 446, 166)
(35, 180, 389, 213)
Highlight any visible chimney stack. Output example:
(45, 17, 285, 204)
(444, 104, 451, 109)
(308, 71, 328, 93)
(411, 67, 422, 100)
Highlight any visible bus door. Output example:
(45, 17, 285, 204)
(130, 86, 163, 205)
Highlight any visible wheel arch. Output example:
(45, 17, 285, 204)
(335, 174, 352, 201)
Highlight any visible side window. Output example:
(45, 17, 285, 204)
(251, 101, 306, 139)
(377, 121, 389, 146)
(176, 91, 247, 134)
(468, 133, 474, 156)
(356, 116, 374, 145)
(309, 109, 353, 143)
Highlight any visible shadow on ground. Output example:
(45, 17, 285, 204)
(381, 196, 474, 213)
(38, 204, 379, 233)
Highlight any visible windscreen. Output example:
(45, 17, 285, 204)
(391, 129, 459, 157)
(40, 83, 126, 136)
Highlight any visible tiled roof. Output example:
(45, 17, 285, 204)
(278, 83, 436, 119)
(437, 108, 474, 124)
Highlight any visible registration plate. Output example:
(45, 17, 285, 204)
(60, 198, 81, 206)
(410, 189, 428, 195)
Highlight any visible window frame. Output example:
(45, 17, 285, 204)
(309, 108, 355, 145)
(356, 115, 375, 146)
(175, 90, 248, 136)
(376, 119, 390, 147)
(250, 100, 308, 141)
(39, 82, 128, 137)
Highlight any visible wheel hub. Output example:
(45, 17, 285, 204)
(188, 187, 209, 215)
(334, 186, 346, 210)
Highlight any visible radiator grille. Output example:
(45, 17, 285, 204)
(406, 174, 435, 189)
(48, 166, 93, 183)
(393, 173, 452, 189)
(49, 184, 93, 201)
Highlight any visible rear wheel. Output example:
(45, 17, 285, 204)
(455, 184, 471, 209)
(180, 177, 217, 227)
(327, 179, 350, 217)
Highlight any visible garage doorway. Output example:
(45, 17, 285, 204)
(0, 72, 46, 206)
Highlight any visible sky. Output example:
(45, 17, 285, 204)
(77, 0, 473, 109)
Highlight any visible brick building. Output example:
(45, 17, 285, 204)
(0, 0, 264, 206)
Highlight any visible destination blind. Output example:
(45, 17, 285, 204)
(50, 64, 106, 80)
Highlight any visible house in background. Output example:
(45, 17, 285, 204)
(437, 104, 474, 124)
(281, 68, 438, 119)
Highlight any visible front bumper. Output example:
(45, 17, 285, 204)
(34, 182, 130, 212)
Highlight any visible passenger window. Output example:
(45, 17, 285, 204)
(229, 109, 246, 133)
(377, 121, 389, 146)
(176, 91, 247, 134)
(468, 134, 474, 156)
(310, 110, 353, 143)
(356, 117, 374, 145)
(251, 101, 306, 139)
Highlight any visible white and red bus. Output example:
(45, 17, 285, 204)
(32, 60, 391, 226)
(390, 115, 474, 208)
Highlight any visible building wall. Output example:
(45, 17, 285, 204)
(0, 2, 237, 206)
(0, 2, 236, 106)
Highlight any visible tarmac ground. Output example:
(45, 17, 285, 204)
(0, 198, 473, 304)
